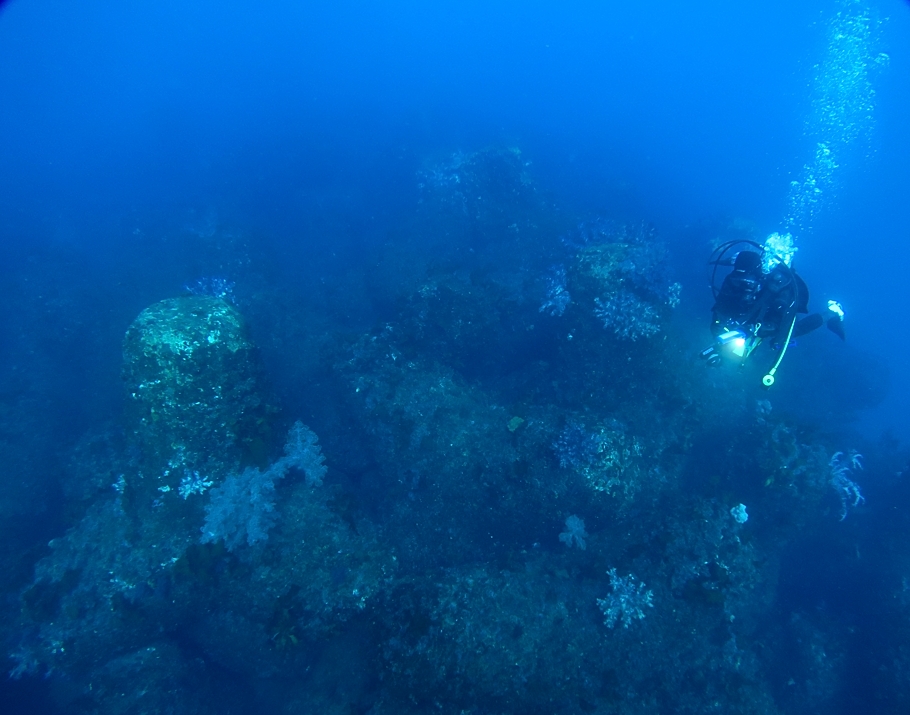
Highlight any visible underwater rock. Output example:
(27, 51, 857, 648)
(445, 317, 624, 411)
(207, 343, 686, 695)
(379, 562, 605, 710)
(566, 222, 679, 342)
(122, 296, 269, 511)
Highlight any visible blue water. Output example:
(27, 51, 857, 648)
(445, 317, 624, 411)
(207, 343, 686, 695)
(2, 1, 909, 713)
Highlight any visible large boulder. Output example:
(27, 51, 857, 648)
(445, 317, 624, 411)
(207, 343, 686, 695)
(122, 296, 270, 512)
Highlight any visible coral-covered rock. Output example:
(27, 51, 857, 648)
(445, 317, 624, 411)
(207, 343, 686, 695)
(122, 296, 269, 511)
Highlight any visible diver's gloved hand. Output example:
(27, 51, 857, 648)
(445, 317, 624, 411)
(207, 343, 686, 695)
(699, 345, 722, 367)
(826, 300, 845, 341)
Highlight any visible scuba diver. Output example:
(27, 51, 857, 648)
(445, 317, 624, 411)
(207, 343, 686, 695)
(701, 233, 845, 387)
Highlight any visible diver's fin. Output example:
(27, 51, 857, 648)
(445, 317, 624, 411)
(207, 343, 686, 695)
(794, 313, 823, 337)
(827, 315, 846, 341)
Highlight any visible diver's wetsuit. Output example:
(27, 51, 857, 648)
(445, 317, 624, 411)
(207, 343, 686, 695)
(711, 252, 821, 349)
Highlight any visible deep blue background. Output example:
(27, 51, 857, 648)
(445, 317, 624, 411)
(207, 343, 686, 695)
(0, 0, 908, 434)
